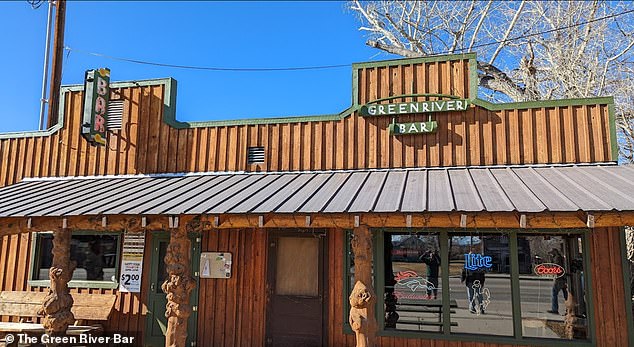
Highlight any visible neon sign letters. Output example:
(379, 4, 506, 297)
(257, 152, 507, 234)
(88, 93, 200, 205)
(534, 263, 565, 278)
(464, 253, 492, 270)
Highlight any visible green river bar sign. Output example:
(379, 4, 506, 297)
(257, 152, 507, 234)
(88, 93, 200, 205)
(81, 68, 110, 146)
(389, 121, 438, 135)
(361, 99, 469, 117)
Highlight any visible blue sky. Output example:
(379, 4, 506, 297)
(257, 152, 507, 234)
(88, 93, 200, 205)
(0, 1, 396, 132)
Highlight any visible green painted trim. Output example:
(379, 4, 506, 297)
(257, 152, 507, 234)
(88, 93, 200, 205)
(28, 230, 123, 290)
(188, 231, 201, 346)
(509, 232, 523, 339)
(351, 53, 477, 70)
(28, 280, 119, 289)
(582, 230, 597, 345)
(342, 230, 353, 334)
(619, 228, 634, 347)
(608, 103, 619, 161)
(440, 231, 451, 335)
(584, 232, 597, 342)
(376, 229, 386, 330)
(472, 96, 615, 111)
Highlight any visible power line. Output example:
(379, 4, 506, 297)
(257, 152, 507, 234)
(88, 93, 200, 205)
(64, 46, 350, 72)
(64, 7, 634, 72)
(455, 8, 634, 53)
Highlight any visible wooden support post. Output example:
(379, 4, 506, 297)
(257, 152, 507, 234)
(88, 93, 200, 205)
(38, 226, 75, 337)
(349, 225, 377, 347)
(162, 222, 196, 347)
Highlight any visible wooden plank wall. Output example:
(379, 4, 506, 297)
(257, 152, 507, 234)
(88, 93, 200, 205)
(589, 227, 630, 346)
(0, 230, 152, 345)
(0, 58, 615, 188)
(196, 228, 267, 347)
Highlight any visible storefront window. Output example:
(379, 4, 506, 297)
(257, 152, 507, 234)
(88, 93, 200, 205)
(517, 234, 589, 340)
(32, 232, 120, 286)
(448, 233, 513, 336)
(383, 232, 442, 332)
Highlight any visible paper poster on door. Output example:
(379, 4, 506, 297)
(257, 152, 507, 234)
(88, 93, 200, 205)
(119, 232, 145, 292)
(200, 252, 232, 279)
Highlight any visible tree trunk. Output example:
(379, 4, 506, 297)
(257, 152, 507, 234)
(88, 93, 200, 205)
(349, 226, 377, 347)
(38, 228, 75, 337)
(162, 226, 196, 347)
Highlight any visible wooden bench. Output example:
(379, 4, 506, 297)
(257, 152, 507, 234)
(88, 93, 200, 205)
(0, 291, 116, 343)
(392, 299, 459, 331)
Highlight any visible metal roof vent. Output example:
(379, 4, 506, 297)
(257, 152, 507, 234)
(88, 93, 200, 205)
(247, 146, 265, 164)
(107, 100, 124, 130)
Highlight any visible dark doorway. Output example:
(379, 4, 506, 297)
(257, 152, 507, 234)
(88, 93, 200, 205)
(145, 232, 200, 347)
(265, 231, 326, 347)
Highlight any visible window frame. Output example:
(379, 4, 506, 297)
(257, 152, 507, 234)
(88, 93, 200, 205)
(343, 228, 596, 346)
(28, 230, 123, 289)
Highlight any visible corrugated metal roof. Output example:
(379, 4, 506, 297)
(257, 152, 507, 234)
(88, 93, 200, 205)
(1, 165, 634, 217)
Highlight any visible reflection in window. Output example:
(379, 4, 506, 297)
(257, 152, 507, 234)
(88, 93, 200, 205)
(518, 234, 589, 340)
(384, 232, 442, 332)
(34, 233, 120, 283)
(449, 233, 513, 336)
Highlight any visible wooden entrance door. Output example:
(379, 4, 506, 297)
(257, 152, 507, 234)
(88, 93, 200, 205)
(145, 232, 200, 347)
(266, 232, 326, 347)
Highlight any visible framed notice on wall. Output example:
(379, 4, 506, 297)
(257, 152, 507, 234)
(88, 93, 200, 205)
(200, 252, 232, 279)
(118, 232, 145, 292)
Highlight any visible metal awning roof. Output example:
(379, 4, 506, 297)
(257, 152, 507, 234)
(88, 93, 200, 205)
(1, 165, 634, 217)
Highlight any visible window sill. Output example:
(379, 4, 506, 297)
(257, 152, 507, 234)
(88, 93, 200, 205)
(377, 329, 593, 346)
(28, 280, 119, 290)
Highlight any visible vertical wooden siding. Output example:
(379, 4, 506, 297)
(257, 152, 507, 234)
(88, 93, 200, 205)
(196, 228, 267, 347)
(0, 230, 152, 346)
(0, 60, 615, 187)
(589, 227, 630, 346)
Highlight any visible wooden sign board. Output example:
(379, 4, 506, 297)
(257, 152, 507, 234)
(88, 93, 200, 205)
(389, 121, 438, 135)
(200, 252, 232, 279)
(81, 68, 110, 146)
(361, 99, 469, 117)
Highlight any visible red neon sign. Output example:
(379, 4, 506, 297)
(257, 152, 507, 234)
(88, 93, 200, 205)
(534, 263, 565, 278)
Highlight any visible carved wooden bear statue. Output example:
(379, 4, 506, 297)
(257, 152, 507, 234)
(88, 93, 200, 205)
(349, 281, 376, 347)
(38, 267, 75, 336)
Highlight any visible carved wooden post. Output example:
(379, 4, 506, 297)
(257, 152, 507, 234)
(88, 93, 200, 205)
(38, 227, 75, 337)
(564, 291, 577, 339)
(162, 220, 196, 347)
(349, 225, 377, 347)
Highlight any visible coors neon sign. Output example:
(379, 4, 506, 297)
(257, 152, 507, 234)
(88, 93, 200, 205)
(534, 263, 565, 278)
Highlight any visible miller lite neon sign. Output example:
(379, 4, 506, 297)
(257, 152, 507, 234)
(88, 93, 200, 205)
(464, 253, 492, 270)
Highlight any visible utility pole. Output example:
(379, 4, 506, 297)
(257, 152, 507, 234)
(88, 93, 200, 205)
(47, 0, 66, 128)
